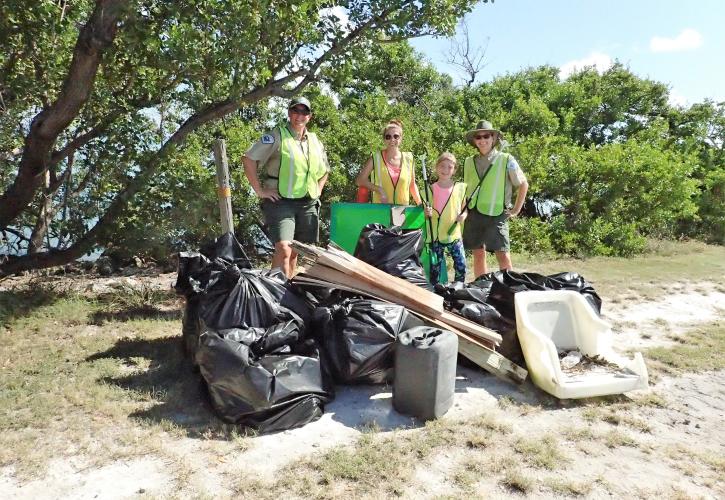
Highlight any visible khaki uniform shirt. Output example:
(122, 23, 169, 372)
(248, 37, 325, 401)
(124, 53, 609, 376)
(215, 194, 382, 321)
(245, 124, 330, 191)
(473, 151, 527, 208)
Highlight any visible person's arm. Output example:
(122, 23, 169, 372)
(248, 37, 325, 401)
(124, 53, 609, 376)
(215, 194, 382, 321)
(508, 180, 528, 217)
(317, 172, 329, 194)
(410, 174, 422, 206)
(504, 156, 527, 217)
(355, 156, 387, 202)
(242, 155, 280, 201)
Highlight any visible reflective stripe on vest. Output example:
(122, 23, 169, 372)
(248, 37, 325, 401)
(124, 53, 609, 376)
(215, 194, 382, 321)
(371, 151, 414, 205)
(463, 153, 508, 216)
(426, 182, 467, 244)
(278, 126, 326, 199)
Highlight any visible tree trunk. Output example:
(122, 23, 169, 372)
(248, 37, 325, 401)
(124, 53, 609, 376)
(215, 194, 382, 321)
(0, 0, 126, 228)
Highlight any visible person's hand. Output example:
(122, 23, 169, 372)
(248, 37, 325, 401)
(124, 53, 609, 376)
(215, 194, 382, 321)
(504, 208, 520, 218)
(377, 187, 389, 203)
(257, 188, 280, 201)
(456, 211, 467, 223)
(424, 205, 433, 218)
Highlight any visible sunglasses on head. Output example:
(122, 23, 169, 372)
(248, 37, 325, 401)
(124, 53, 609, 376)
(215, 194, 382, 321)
(384, 133, 401, 140)
(475, 133, 493, 140)
(290, 107, 311, 115)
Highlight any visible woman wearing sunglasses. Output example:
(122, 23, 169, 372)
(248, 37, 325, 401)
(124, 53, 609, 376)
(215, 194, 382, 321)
(355, 119, 422, 206)
(461, 120, 528, 278)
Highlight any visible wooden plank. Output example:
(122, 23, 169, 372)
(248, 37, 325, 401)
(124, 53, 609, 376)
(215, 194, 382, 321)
(292, 241, 444, 313)
(302, 264, 442, 317)
(438, 310, 502, 344)
(456, 334, 528, 385)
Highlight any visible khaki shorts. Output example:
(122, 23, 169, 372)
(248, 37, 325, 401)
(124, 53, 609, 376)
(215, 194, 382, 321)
(261, 197, 320, 244)
(462, 210, 510, 252)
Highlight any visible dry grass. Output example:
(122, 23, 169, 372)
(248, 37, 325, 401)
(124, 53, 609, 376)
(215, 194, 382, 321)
(645, 319, 725, 376)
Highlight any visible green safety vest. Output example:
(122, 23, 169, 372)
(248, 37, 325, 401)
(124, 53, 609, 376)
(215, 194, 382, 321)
(425, 182, 467, 244)
(370, 150, 414, 205)
(277, 126, 327, 199)
(463, 153, 509, 216)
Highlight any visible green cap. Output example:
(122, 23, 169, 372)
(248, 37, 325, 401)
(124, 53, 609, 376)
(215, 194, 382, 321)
(288, 96, 312, 112)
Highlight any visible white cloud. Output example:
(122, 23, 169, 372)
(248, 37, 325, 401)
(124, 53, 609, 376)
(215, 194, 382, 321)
(559, 52, 613, 79)
(650, 28, 703, 53)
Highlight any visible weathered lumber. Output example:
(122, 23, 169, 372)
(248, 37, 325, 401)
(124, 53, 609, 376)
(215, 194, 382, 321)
(292, 241, 444, 314)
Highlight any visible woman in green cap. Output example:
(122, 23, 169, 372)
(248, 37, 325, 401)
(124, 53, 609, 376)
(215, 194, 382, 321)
(461, 120, 528, 278)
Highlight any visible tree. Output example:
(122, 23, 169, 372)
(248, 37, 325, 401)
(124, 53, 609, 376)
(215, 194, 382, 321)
(446, 18, 489, 87)
(0, 0, 489, 276)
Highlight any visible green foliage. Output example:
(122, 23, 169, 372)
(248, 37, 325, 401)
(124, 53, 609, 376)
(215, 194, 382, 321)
(509, 217, 553, 255)
(1, 1, 721, 268)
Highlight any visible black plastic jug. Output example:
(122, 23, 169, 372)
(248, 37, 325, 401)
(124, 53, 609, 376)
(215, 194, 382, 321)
(393, 326, 458, 420)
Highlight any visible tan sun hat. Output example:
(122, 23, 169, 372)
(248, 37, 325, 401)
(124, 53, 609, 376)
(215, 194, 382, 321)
(465, 120, 502, 147)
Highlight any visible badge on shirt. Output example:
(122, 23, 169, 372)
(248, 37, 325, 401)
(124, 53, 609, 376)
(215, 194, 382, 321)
(261, 134, 275, 144)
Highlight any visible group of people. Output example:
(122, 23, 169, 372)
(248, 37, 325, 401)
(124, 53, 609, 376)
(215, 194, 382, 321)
(242, 97, 529, 283)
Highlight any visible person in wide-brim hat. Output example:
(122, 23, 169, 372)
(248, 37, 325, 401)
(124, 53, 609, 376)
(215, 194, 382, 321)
(465, 120, 503, 147)
(461, 118, 529, 278)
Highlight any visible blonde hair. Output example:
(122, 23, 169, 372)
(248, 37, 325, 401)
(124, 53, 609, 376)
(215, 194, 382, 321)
(435, 152, 457, 168)
(382, 119, 403, 137)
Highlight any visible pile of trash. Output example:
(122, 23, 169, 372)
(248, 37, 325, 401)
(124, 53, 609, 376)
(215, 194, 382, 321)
(175, 232, 454, 433)
(175, 227, 629, 433)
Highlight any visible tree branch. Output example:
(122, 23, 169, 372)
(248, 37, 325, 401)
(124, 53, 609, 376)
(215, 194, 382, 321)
(0, 0, 127, 229)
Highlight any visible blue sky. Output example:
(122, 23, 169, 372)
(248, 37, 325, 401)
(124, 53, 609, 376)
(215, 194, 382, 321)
(410, 0, 724, 106)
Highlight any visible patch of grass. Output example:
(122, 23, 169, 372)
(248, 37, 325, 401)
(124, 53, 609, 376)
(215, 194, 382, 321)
(645, 320, 725, 375)
(544, 477, 593, 496)
(563, 426, 596, 442)
(665, 444, 725, 475)
(513, 435, 567, 470)
(500, 468, 534, 494)
(632, 392, 668, 408)
(452, 457, 485, 490)
(580, 406, 651, 433)
(603, 430, 638, 448)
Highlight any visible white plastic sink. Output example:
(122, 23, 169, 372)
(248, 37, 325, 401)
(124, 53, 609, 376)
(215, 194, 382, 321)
(514, 290, 649, 399)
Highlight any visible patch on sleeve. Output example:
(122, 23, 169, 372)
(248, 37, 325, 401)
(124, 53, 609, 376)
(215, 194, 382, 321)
(261, 134, 275, 144)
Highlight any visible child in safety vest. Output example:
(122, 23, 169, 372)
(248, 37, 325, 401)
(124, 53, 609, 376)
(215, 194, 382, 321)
(423, 152, 468, 284)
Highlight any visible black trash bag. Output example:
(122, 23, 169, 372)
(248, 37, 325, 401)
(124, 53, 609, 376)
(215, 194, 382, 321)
(313, 298, 416, 384)
(435, 280, 492, 305)
(199, 231, 253, 269)
(197, 326, 332, 434)
(181, 296, 202, 366)
(175, 233, 252, 298)
(473, 270, 602, 321)
(198, 267, 310, 331)
(433, 280, 524, 364)
(354, 223, 431, 289)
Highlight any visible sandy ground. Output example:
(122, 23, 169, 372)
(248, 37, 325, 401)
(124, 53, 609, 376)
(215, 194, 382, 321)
(1, 277, 724, 498)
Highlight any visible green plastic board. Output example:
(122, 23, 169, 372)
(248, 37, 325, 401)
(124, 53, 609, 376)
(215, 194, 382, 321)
(329, 202, 446, 283)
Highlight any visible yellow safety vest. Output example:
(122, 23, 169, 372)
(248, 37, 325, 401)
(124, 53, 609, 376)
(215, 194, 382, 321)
(463, 153, 509, 216)
(425, 182, 467, 244)
(370, 150, 414, 205)
(277, 126, 327, 199)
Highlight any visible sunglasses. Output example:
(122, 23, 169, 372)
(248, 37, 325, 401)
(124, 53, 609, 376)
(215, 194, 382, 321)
(384, 134, 401, 140)
(475, 133, 493, 140)
(290, 107, 311, 116)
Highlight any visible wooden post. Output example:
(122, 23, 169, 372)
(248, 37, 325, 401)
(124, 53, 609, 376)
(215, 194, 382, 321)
(212, 138, 234, 234)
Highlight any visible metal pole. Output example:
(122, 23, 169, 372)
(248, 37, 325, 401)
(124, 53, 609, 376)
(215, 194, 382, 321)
(212, 138, 234, 234)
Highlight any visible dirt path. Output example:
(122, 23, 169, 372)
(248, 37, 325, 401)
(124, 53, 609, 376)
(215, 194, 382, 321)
(2, 279, 723, 498)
